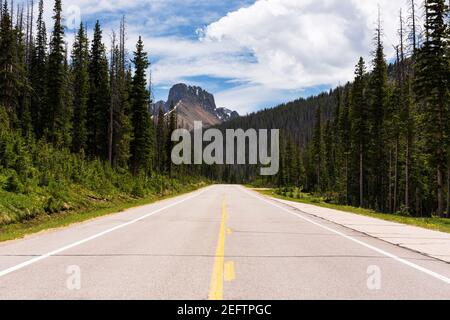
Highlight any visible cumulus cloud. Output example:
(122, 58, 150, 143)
(214, 84, 306, 115)
(202, 0, 404, 90)
(148, 0, 409, 111)
(32, 0, 413, 112)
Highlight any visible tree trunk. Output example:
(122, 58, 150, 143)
(394, 138, 399, 213)
(389, 148, 393, 213)
(411, 0, 416, 52)
(447, 165, 449, 217)
(359, 145, 363, 208)
(405, 136, 410, 213)
(108, 102, 113, 165)
(317, 160, 320, 192)
(108, 35, 116, 166)
(345, 154, 349, 205)
(437, 166, 444, 217)
(415, 187, 421, 217)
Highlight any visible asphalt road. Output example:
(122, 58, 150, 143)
(0, 185, 449, 300)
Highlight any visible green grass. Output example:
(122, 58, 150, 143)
(253, 188, 450, 234)
(0, 123, 211, 242)
(0, 182, 208, 243)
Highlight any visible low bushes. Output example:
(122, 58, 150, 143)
(0, 128, 205, 226)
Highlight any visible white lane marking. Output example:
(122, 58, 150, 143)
(240, 186, 450, 285)
(0, 187, 209, 278)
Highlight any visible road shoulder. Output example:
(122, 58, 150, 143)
(262, 195, 450, 263)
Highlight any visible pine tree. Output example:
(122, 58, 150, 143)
(285, 136, 294, 186)
(63, 40, 74, 145)
(369, 13, 389, 211)
(386, 65, 402, 213)
(24, 0, 34, 73)
(0, 2, 20, 119)
(112, 62, 132, 168)
(166, 101, 177, 177)
(108, 34, 117, 165)
(332, 88, 342, 189)
(324, 120, 335, 190)
(312, 105, 323, 191)
(71, 23, 89, 153)
(45, 0, 70, 147)
(393, 10, 417, 215)
(156, 106, 166, 171)
(87, 20, 110, 159)
(15, 5, 32, 137)
(408, 0, 419, 53)
(415, 0, 449, 217)
(277, 137, 287, 187)
(338, 86, 351, 204)
(295, 146, 306, 188)
(29, 0, 46, 138)
(130, 36, 154, 175)
(350, 57, 368, 208)
(110, 19, 132, 168)
(446, 1, 450, 216)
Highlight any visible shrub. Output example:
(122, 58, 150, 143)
(45, 196, 65, 214)
(5, 172, 23, 193)
(0, 122, 206, 226)
(131, 181, 146, 198)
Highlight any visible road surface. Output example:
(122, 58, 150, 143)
(0, 185, 449, 299)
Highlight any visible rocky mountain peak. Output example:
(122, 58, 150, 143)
(167, 83, 217, 113)
(151, 83, 239, 129)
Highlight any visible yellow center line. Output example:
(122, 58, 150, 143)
(224, 261, 235, 282)
(208, 199, 228, 300)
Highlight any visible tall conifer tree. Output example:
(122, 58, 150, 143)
(71, 23, 89, 153)
(130, 36, 154, 175)
(46, 0, 70, 146)
(30, 0, 47, 137)
(350, 58, 368, 208)
(156, 106, 166, 171)
(166, 101, 177, 177)
(415, 0, 449, 216)
(0, 2, 20, 119)
(87, 21, 110, 159)
(369, 11, 388, 211)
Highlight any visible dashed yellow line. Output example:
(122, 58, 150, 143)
(208, 199, 228, 300)
(224, 261, 235, 282)
(208, 200, 236, 299)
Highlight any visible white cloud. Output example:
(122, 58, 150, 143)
(148, 0, 411, 112)
(214, 84, 304, 115)
(202, 0, 405, 90)
(30, 0, 416, 113)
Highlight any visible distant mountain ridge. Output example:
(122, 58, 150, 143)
(151, 83, 239, 129)
(216, 89, 338, 146)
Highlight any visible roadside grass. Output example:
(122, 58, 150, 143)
(253, 188, 450, 234)
(0, 182, 208, 243)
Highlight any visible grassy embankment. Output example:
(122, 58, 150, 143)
(254, 188, 450, 233)
(0, 113, 208, 242)
(0, 179, 207, 242)
(0, 102, 212, 245)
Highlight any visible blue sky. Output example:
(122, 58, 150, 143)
(39, 0, 410, 114)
